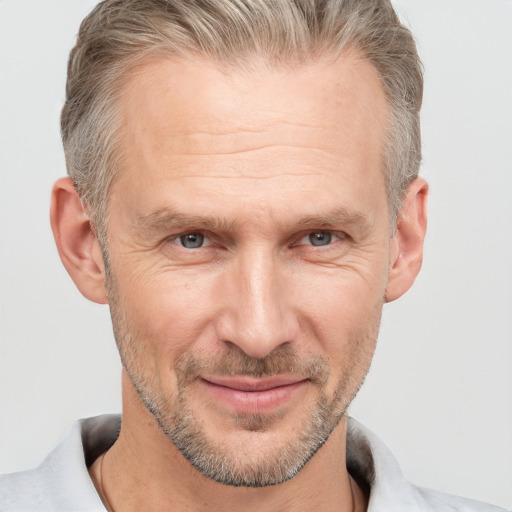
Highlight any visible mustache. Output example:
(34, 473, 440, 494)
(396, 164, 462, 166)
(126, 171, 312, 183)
(175, 344, 330, 386)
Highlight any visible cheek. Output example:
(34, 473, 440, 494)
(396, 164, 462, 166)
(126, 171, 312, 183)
(295, 258, 388, 329)
(115, 267, 220, 357)
(292, 261, 386, 379)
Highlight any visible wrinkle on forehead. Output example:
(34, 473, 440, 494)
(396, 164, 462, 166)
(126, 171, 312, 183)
(145, 119, 334, 137)
(127, 122, 346, 169)
(149, 143, 331, 158)
(140, 172, 325, 181)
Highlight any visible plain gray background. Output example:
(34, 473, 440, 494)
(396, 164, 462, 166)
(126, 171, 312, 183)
(1, 0, 511, 509)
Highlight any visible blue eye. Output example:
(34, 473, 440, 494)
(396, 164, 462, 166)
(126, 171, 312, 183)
(308, 232, 332, 246)
(296, 231, 345, 248)
(178, 233, 205, 249)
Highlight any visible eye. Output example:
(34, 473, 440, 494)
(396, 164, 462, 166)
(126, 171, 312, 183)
(308, 232, 332, 246)
(175, 233, 207, 249)
(297, 231, 345, 247)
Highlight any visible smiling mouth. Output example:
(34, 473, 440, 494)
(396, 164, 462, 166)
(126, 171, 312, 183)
(199, 375, 309, 413)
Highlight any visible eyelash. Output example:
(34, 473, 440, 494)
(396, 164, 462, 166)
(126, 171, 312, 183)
(169, 232, 214, 249)
(167, 230, 347, 250)
(294, 231, 347, 248)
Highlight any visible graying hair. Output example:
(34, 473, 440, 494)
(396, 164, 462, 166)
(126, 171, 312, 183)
(61, 0, 423, 240)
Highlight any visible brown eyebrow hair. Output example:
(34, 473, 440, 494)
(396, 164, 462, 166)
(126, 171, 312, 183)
(136, 208, 236, 233)
(296, 207, 369, 228)
(135, 205, 373, 235)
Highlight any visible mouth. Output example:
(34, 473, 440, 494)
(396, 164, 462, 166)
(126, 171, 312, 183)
(199, 375, 309, 414)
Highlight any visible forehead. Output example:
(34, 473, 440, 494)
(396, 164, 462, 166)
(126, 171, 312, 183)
(119, 54, 387, 159)
(110, 52, 389, 226)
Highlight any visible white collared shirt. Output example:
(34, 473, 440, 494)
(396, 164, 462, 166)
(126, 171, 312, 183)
(0, 415, 508, 511)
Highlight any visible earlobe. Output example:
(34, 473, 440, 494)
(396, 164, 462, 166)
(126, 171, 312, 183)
(50, 177, 109, 304)
(385, 177, 428, 303)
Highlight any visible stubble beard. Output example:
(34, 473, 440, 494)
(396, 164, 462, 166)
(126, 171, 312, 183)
(106, 272, 379, 487)
(134, 350, 348, 487)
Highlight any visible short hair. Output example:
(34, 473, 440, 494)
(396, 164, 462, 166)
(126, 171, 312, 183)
(61, 0, 423, 240)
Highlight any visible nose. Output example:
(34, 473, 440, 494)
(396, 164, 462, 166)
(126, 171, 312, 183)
(214, 247, 299, 359)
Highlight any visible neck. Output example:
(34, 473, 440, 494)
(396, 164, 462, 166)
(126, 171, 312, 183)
(89, 382, 367, 512)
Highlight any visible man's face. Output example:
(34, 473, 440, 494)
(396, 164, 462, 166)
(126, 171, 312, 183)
(105, 53, 391, 486)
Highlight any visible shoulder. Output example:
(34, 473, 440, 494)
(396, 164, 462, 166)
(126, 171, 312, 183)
(0, 468, 52, 512)
(346, 417, 510, 512)
(0, 415, 120, 512)
(415, 487, 510, 512)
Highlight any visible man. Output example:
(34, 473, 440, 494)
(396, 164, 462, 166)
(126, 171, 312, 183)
(0, 1, 508, 511)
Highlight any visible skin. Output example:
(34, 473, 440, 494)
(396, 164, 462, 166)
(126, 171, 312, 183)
(51, 52, 427, 511)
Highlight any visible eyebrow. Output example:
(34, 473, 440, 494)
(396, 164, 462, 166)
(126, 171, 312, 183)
(135, 205, 372, 234)
(136, 208, 235, 233)
(296, 207, 369, 228)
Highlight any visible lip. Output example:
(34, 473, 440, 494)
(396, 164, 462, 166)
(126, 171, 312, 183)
(199, 376, 309, 414)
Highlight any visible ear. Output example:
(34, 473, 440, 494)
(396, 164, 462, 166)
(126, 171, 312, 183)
(50, 177, 108, 304)
(385, 177, 428, 303)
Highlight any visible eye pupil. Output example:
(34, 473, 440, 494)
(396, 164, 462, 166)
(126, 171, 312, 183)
(179, 233, 204, 249)
(309, 232, 332, 246)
